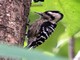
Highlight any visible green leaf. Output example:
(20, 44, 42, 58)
(54, 0, 80, 51)
(0, 44, 68, 60)
(58, 0, 80, 36)
(74, 31, 80, 38)
(56, 32, 70, 48)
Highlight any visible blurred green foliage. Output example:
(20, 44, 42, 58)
(0, 44, 68, 60)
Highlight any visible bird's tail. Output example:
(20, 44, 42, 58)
(26, 37, 37, 49)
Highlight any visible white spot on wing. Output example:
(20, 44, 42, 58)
(49, 26, 54, 31)
(37, 36, 46, 40)
(41, 36, 46, 39)
(38, 41, 43, 43)
(43, 31, 48, 38)
(42, 27, 48, 37)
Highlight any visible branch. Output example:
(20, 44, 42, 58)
(68, 36, 75, 60)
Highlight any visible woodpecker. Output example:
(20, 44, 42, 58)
(27, 11, 63, 49)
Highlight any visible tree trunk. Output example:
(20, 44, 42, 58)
(0, 0, 31, 60)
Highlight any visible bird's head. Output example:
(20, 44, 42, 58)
(35, 11, 63, 23)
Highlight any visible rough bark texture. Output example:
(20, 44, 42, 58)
(0, 0, 31, 60)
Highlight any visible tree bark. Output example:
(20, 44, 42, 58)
(0, 0, 31, 60)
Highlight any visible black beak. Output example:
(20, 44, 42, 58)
(34, 12, 43, 16)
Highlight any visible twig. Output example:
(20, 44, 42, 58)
(68, 36, 75, 60)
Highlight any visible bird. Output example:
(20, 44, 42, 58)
(26, 10, 63, 49)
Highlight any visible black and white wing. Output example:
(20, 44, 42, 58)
(27, 21, 57, 48)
